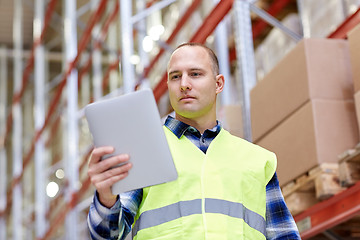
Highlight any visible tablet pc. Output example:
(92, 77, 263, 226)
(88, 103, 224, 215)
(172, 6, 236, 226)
(85, 89, 178, 194)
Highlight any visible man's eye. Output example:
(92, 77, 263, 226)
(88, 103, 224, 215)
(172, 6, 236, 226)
(191, 72, 201, 77)
(171, 75, 180, 80)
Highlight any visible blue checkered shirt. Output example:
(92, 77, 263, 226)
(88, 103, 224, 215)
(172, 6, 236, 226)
(88, 116, 300, 239)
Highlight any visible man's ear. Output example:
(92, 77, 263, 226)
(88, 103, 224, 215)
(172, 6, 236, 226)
(215, 74, 225, 94)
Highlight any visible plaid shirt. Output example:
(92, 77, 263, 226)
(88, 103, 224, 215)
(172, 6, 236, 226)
(88, 116, 300, 240)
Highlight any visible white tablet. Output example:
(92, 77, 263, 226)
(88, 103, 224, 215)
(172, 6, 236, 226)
(85, 89, 178, 194)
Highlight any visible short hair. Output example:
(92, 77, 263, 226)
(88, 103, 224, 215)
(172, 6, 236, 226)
(173, 42, 220, 75)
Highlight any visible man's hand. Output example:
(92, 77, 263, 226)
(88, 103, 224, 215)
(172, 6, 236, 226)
(88, 146, 132, 208)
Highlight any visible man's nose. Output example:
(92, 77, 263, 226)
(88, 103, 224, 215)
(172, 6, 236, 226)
(180, 75, 191, 91)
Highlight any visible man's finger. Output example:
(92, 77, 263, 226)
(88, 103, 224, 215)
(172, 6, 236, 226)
(90, 162, 132, 183)
(88, 146, 114, 165)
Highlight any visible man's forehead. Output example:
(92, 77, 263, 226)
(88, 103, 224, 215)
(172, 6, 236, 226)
(172, 45, 207, 57)
(168, 46, 210, 70)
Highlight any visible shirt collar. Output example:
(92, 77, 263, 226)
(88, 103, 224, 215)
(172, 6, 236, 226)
(164, 115, 221, 139)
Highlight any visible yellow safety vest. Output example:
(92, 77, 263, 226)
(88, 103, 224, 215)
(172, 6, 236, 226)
(133, 126, 277, 239)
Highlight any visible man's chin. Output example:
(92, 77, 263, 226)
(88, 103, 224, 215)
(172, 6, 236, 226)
(176, 110, 200, 119)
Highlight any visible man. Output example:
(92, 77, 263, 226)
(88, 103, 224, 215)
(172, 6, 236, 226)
(87, 43, 300, 239)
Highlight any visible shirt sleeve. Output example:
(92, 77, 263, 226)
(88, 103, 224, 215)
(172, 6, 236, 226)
(87, 189, 142, 240)
(265, 172, 301, 240)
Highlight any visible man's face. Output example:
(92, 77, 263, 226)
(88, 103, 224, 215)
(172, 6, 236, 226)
(167, 46, 223, 120)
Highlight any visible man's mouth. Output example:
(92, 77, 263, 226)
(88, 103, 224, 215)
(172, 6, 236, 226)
(180, 96, 195, 101)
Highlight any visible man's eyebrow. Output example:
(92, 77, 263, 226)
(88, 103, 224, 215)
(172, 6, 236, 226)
(168, 70, 181, 76)
(168, 68, 204, 75)
(189, 68, 203, 71)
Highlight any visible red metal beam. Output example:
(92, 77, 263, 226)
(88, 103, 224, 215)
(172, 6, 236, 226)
(328, 7, 360, 39)
(153, 0, 234, 101)
(78, 56, 92, 89)
(294, 181, 360, 239)
(146, 0, 158, 8)
(45, 114, 61, 148)
(102, 54, 121, 91)
(229, 0, 292, 63)
(252, 0, 292, 39)
(190, 0, 234, 43)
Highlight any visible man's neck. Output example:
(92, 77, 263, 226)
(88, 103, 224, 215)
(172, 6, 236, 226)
(175, 114, 217, 134)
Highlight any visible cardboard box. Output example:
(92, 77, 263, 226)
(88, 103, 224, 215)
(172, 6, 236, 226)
(218, 105, 243, 138)
(355, 91, 360, 137)
(251, 39, 354, 142)
(257, 99, 359, 186)
(348, 24, 360, 92)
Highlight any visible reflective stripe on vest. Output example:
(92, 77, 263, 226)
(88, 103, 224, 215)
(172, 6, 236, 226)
(133, 198, 266, 238)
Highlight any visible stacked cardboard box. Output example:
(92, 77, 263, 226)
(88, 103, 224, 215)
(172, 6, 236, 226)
(250, 38, 359, 186)
(218, 105, 244, 139)
(348, 24, 360, 137)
